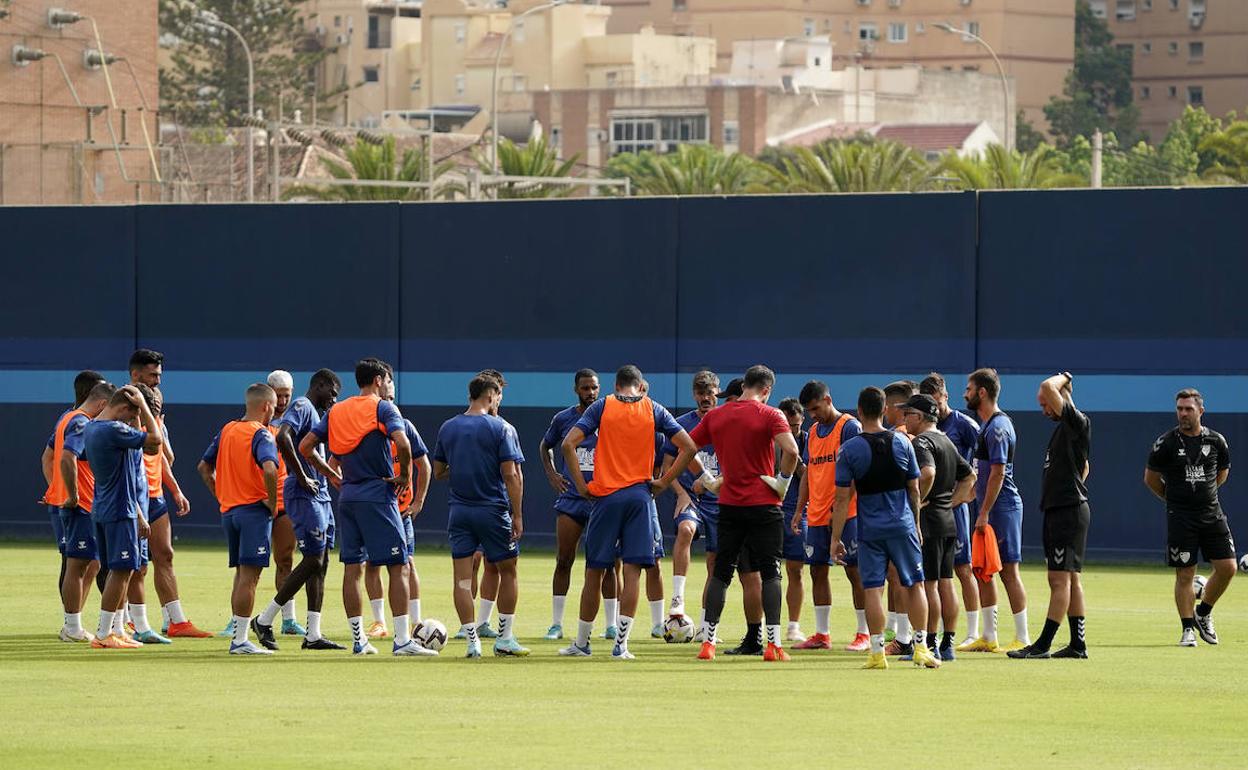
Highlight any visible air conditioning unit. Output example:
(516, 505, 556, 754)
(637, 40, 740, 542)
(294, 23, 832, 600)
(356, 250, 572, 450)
(960, 0, 972, 6)
(915, 21, 925, 34)
(1190, 11, 1205, 28)
(856, 0, 871, 6)
(314, 24, 326, 37)
(888, 0, 902, 7)
(335, 34, 348, 45)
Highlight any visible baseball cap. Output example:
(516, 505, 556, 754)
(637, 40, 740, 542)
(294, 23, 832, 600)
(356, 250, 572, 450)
(717, 378, 745, 399)
(903, 394, 939, 420)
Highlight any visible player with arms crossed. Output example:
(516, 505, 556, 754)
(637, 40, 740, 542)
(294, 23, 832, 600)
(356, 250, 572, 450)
(1145, 388, 1235, 647)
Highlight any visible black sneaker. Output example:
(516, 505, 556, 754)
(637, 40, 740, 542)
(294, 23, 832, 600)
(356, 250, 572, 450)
(302, 637, 346, 651)
(251, 617, 279, 651)
(1006, 644, 1051, 659)
(1050, 645, 1088, 659)
(1194, 611, 1219, 645)
(723, 640, 764, 656)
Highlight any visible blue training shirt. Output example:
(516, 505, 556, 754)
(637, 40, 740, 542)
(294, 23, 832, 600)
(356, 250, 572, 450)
(975, 412, 1023, 514)
(542, 405, 596, 513)
(276, 396, 331, 503)
(433, 413, 525, 509)
(835, 431, 921, 540)
(311, 398, 406, 504)
(662, 410, 719, 512)
(938, 409, 980, 465)
(83, 420, 148, 523)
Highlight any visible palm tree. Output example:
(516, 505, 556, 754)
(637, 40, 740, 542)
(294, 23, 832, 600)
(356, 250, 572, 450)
(282, 136, 454, 201)
(763, 139, 936, 193)
(473, 136, 580, 198)
(605, 143, 766, 196)
(940, 144, 1084, 190)
(1199, 122, 1248, 184)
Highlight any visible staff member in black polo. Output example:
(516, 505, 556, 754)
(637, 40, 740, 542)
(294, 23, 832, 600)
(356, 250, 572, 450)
(1010, 372, 1091, 659)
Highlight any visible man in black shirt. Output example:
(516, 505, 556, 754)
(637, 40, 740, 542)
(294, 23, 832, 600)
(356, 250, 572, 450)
(903, 395, 975, 662)
(1010, 372, 1092, 660)
(1145, 388, 1235, 647)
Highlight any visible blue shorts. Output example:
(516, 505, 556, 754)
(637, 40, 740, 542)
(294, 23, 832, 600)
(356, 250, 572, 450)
(60, 507, 97, 561)
(339, 498, 405, 566)
(953, 502, 972, 566)
(699, 505, 720, 553)
(783, 513, 807, 562)
(222, 504, 273, 568)
(650, 498, 664, 560)
(94, 518, 141, 572)
(555, 495, 591, 528)
(989, 505, 1023, 564)
(404, 516, 416, 558)
(148, 495, 169, 523)
(287, 497, 332, 556)
(805, 524, 834, 566)
(585, 483, 654, 569)
(841, 517, 860, 568)
(50, 505, 66, 554)
(448, 504, 518, 564)
(859, 531, 925, 590)
(675, 504, 700, 531)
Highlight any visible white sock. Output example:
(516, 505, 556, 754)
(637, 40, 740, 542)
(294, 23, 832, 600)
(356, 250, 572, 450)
(349, 616, 365, 646)
(649, 600, 664, 627)
(232, 615, 250, 645)
(702, 620, 718, 643)
(855, 609, 868, 635)
(476, 598, 495, 628)
(464, 623, 480, 647)
(409, 599, 421, 625)
(394, 615, 410, 645)
(129, 603, 152, 634)
(112, 611, 125, 636)
(965, 608, 980, 639)
(65, 611, 82, 634)
(671, 575, 687, 614)
(369, 598, 386, 624)
(164, 599, 187, 625)
(259, 600, 281, 626)
(282, 599, 296, 622)
(160, 605, 170, 628)
(869, 633, 884, 654)
(814, 605, 831, 635)
(499, 613, 515, 641)
(698, 608, 706, 627)
(552, 594, 567, 627)
(1013, 608, 1030, 644)
(787, 620, 801, 634)
(576, 619, 593, 648)
(97, 609, 115, 640)
(616, 615, 633, 650)
(982, 605, 998, 642)
(765, 624, 781, 647)
(306, 611, 322, 641)
(604, 598, 619, 628)
(897, 615, 912, 644)
(914, 629, 926, 647)
(886, 611, 898, 632)
(124, 605, 133, 624)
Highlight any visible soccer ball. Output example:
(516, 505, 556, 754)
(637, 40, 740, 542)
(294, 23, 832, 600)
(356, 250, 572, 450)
(414, 619, 448, 651)
(1239, 553, 1248, 573)
(1193, 574, 1207, 600)
(663, 615, 695, 644)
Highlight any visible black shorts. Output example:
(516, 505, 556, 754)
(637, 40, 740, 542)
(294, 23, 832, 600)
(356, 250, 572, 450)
(1166, 511, 1236, 567)
(1043, 502, 1090, 573)
(921, 535, 956, 581)
(712, 504, 782, 583)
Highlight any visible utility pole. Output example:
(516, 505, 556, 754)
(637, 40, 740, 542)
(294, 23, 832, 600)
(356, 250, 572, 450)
(1091, 129, 1103, 189)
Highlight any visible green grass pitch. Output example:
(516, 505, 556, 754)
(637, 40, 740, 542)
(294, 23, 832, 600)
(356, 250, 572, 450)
(1, 541, 1245, 768)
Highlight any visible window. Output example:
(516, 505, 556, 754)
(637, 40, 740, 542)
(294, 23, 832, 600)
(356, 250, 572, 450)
(915, 21, 926, 34)
(610, 114, 707, 155)
(888, 22, 907, 43)
(1189, 41, 1204, 59)
(333, 15, 341, 27)
(1168, 85, 1178, 98)
(856, 0, 872, 6)
(367, 13, 392, 49)
(1089, 0, 1107, 18)
(363, 66, 380, 83)
(510, 75, 525, 92)
(804, 18, 815, 37)
(411, 77, 422, 92)
(859, 22, 878, 41)
(723, 121, 740, 145)
(550, 127, 561, 148)
(673, 0, 687, 10)
(454, 74, 466, 96)
(1169, 41, 1179, 55)
(1117, 43, 1134, 57)
(1143, 0, 1152, 8)
(454, 23, 466, 44)
(606, 71, 618, 87)
(514, 19, 525, 43)
(1142, 41, 1152, 54)
(1188, 85, 1203, 105)
(965, 21, 980, 38)
(1169, 0, 1178, 9)
(1140, 85, 1151, 99)
(610, 117, 658, 155)
(1116, 0, 1137, 21)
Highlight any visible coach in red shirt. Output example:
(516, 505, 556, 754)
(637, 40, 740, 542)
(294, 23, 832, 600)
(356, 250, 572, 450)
(688, 365, 800, 661)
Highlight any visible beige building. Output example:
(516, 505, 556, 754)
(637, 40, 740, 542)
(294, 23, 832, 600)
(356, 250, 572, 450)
(1097, 0, 1248, 140)
(602, 0, 1077, 144)
(0, 0, 159, 204)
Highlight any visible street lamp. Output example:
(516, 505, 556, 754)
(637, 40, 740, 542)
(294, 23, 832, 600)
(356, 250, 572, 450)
(190, 5, 255, 202)
(934, 22, 1011, 150)
(491, 0, 567, 178)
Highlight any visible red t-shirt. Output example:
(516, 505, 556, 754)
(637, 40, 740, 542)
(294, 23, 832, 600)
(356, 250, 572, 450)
(688, 399, 789, 507)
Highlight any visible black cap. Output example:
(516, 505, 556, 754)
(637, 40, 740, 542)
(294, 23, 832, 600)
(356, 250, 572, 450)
(903, 394, 939, 420)
(718, 378, 744, 399)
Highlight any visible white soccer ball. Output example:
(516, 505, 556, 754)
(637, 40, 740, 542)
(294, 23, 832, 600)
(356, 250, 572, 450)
(1239, 553, 1248, 573)
(1193, 574, 1207, 600)
(414, 619, 448, 651)
(663, 614, 695, 644)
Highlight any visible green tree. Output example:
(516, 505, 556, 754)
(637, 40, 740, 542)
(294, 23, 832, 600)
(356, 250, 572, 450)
(282, 136, 453, 201)
(1167, 106, 1229, 176)
(942, 144, 1084, 189)
(606, 144, 766, 196)
(1055, 131, 1196, 187)
(1043, 1, 1139, 148)
(1199, 122, 1248, 184)
(1015, 111, 1046, 153)
(763, 140, 935, 193)
(473, 136, 580, 198)
(159, 0, 334, 126)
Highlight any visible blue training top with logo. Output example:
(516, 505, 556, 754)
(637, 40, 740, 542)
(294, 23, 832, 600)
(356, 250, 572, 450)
(83, 420, 148, 523)
(834, 431, 921, 540)
(432, 413, 525, 509)
(663, 410, 719, 512)
(541, 405, 596, 513)
(312, 398, 406, 504)
(781, 433, 808, 517)
(938, 409, 980, 464)
(975, 412, 1024, 514)
(276, 396, 331, 503)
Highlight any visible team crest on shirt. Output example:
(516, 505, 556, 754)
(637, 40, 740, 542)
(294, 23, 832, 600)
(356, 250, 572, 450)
(1202, 445, 1211, 457)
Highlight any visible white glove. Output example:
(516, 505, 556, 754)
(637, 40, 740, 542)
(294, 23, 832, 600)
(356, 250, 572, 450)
(700, 471, 723, 495)
(760, 472, 792, 499)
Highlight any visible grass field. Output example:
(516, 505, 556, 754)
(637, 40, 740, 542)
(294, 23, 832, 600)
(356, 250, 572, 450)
(1, 541, 1246, 768)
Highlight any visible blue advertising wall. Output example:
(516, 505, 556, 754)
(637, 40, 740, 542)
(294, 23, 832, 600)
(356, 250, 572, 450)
(3, 187, 1246, 560)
